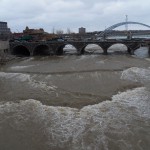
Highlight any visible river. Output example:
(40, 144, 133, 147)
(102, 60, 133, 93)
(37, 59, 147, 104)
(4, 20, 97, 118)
(0, 45, 150, 150)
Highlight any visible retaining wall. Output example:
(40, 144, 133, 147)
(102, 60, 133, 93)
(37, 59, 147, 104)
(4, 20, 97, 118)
(0, 41, 9, 52)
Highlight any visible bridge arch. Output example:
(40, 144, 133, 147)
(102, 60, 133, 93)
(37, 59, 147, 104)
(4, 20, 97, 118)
(56, 44, 78, 55)
(12, 45, 30, 56)
(107, 43, 128, 54)
(100, 21, 150, 37)
(81, 44, 104, 54)
(33, 44, 53, 56)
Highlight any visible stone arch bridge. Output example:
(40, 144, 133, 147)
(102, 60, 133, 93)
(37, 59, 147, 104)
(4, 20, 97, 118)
(10, 40, 150, 56)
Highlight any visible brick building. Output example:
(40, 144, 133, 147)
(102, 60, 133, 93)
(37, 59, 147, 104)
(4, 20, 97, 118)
(21, 26, 57, 41)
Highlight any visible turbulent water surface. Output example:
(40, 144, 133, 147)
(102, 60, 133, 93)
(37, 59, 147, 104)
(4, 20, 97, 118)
(0, 45, 150, 150)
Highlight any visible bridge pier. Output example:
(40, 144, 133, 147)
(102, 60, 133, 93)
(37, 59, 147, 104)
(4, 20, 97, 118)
(127, 48, 134, 55)
(127, 43, 140, 55)
(30, 52, 34, 56)
(100, 43, 109, 55)
(103, 48, 108, 55)
(148, 45, 150, 56)
(127, 47, 132, 54)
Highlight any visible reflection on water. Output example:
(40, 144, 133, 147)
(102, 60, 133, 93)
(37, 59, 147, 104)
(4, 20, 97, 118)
(0, 46, 150, 150)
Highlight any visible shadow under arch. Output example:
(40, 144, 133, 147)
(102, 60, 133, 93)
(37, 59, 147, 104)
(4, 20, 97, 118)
(81, 44, 104, 54)
(107, 43, 128, 54)
(33, 45, 53, 56)
(12, 45, 30, 56)
(56, 44, 78, 55)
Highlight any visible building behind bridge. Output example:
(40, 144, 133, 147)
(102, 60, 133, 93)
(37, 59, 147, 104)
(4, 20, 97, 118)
(79, 27, 86, 34)
(0, 21, 11, 40)
(12, 26, 58, 42)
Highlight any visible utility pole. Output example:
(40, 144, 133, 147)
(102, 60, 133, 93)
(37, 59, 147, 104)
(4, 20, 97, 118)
(125, 15, 128, 31)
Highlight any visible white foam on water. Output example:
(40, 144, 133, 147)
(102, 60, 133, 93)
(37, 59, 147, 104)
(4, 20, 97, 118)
(121, 67, 150, 82)
(18, 57, 34, 63)
(134, 47, 149, 58)
(76, 55, 87, 61)
(96, 60, 105, 64)
(0, 87, 149, 149)
(78, 55, 98, 61)
(0, 72, 57, 90)
(64, 45, 76, 49)
(145, 58, 150, 61)
(108, 44, 127, 52)
(10, 65, 35, 70)
(0, 72, 30, 82)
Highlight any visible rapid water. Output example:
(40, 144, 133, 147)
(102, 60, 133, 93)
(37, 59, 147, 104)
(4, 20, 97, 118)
(0, 46, 150, 150)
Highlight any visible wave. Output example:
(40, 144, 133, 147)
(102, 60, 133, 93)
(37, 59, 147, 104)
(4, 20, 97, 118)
(10, 65, 35, 70)
(0, 87, 150, 150)
(121, 67, 150, 83)
(0, 72, 57, 90)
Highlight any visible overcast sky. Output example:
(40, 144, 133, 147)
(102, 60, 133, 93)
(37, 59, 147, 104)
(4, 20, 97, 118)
(0, 0, 150, 33)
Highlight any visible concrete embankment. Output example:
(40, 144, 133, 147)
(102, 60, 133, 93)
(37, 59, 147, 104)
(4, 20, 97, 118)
(0, 41, 13, 65)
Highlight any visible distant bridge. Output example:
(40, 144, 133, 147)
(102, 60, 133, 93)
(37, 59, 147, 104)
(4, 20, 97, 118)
(9, 40, 150, 56)
(99, 21, 150, 38)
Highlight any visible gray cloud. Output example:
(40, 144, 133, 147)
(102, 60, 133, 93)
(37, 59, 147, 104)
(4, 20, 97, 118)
(0, 0, 150, 33)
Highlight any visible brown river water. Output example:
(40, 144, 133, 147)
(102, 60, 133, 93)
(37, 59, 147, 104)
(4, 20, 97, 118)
(0, 45, 150, 150)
